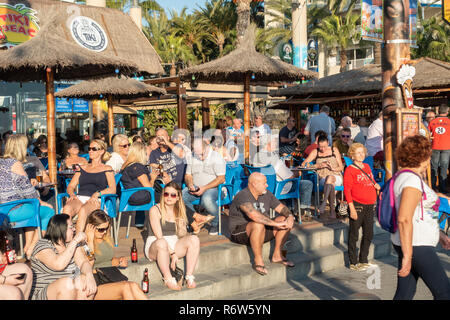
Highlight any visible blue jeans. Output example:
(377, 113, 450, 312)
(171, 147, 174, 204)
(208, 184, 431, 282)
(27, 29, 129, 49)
(299, 179, 313, 209)
(182, 187, 219, 228)
(431, 149, 450, 192)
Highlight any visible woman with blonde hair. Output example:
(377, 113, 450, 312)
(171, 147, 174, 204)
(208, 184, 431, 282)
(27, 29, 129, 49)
(145, 181, 200, 290)
(106, 134, 129, 174)
(85, 210, 148, 300)
(62, 139, 116, 234)
(343, 143, 380, 271)
(120, 142, 158, 228)
(0, 134, 55, 258)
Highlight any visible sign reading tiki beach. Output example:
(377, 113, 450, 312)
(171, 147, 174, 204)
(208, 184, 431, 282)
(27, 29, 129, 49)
(0, 3, 40, 48)
(70, 16, 108, 52)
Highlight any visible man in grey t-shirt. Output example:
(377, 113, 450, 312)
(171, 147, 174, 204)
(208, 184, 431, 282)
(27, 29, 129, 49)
(228, 172, 295, 276)
(304, 105, 335, 145)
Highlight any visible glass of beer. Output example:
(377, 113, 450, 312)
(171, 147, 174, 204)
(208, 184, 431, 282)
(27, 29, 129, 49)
(36, 169, 43, 186)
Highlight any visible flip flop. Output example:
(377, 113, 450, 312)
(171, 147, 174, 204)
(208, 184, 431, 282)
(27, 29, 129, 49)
(272, 259, 295, 268)
(252, 264, 268, 276)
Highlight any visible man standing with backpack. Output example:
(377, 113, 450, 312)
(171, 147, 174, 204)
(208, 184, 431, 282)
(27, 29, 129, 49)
(428, 104, 450, 193)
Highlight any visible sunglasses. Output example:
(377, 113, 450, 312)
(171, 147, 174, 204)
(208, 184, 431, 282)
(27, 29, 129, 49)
(341, 135, 351, 138)
(88, 147, 101, 151)
(96, 226, 109, 233)
(163, 192, 178, 198)
(119, 144, 130, 148)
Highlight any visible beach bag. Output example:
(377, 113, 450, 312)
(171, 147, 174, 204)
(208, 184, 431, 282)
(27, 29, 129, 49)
(376, 169, 425, 233)
(93, 267, 128, 285)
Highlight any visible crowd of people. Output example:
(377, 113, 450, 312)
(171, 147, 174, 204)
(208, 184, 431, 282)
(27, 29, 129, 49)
(1, 104, 449, 300)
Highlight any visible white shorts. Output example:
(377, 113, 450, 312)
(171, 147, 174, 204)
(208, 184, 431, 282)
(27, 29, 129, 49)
(319, 174, 343, 187)
(144, 235, 179, 261)
(77, 195, 91, 204)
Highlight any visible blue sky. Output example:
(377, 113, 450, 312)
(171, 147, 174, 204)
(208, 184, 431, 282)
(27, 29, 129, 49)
(159, 0, 208, 15)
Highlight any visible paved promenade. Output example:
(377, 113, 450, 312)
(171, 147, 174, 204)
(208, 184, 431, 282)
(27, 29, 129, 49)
(223, 246, 450, 300)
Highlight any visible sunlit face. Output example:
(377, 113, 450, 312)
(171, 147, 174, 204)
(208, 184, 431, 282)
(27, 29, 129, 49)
(252, 176, 268, 195)
(318, 141, 329, 153)
(118, 138, 130, 156)
(66, 220, 75, 243)
(149, 138, 159, 151)
(68, 143, 80, 156)
(254, 116, 263, 127)
(88, 142, 104, 160)
(340, 131, 351, 143)
(156, 130, 169, 146)
(233, 119, 242, 129)
(163, 186, 179, 206)
(94, 222, 110, 240)
(351, 147, 366, 162)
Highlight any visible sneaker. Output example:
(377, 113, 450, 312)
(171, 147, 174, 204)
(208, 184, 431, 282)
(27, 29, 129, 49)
(208, 226, 219, 235)
(358, 262, 378, 269)
(349, 263, 367, 271)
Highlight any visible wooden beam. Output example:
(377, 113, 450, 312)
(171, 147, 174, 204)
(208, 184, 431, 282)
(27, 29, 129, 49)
(143, 76, 180, 86)
(201, 98, 210, 129)
(107, 94, 114, 145)
(46, 68, 57, 184)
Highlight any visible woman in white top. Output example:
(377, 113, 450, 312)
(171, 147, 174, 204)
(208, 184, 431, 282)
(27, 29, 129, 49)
(392, 135, 450, 300)
(106, 134, 129, 174)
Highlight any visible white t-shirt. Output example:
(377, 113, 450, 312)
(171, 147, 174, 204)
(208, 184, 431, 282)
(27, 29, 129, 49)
(391, 172, 440, 247)
(186, 148, 226, 187)
(105, 152, 124, 174)
(365, 118, 383, 156)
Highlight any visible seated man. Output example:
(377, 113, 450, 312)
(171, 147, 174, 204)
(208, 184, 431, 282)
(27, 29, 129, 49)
(252, 137, 313, 221)
(229, 172, 295, 276)
(333, 127, 352, 157)
(182, 139, 226, 235)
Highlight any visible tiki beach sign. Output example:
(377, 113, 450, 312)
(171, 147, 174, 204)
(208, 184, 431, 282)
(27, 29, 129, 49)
(0, 3, 40, 48)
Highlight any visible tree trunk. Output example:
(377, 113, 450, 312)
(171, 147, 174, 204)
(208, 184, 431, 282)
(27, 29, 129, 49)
(339, 47, 347, 72)
(374, 42, 381, 64)
(236, 0, 252, 46)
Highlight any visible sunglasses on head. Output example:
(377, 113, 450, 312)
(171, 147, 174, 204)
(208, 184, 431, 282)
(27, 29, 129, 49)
(88, 147, 101, 151)
(163, 192, 178, 198)
(96, 226, 109, 233)
(341, 135, 351, 138)
(119, 143, 130, 148)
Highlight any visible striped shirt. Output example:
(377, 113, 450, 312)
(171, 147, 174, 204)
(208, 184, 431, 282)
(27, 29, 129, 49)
(30, 239, 80, 300)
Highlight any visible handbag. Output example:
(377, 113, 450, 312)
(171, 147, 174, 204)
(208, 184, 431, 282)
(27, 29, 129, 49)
(93, 267, 128, 285)
(170, 266, 184, 284)
(336, 200, 349, 217)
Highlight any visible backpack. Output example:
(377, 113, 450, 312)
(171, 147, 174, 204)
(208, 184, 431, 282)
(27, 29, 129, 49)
(376, 169, 425, 233)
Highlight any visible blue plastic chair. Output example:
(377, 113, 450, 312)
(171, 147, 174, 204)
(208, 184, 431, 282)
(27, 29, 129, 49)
(0, 198, 41, 257)
(439, 197, 450, 234)
(116, 176, 155, 246)
(79, 154, 90, 161)
(244, 164, 277, 194)
(274, 177, 302, 224)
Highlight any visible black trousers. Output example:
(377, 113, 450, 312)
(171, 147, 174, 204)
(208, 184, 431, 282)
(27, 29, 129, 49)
(393, 244, 450, 300)
(347, 201, 374, 265)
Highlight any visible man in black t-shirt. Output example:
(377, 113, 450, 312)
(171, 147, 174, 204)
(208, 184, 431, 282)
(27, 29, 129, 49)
(279, 116, 301, 155)
(228, 172, 295, 276)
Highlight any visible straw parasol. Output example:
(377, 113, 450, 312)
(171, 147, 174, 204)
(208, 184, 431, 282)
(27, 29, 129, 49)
(179, 25, 318, 163)
(55, 77, 167, 144)
(0, 13, 139, 186)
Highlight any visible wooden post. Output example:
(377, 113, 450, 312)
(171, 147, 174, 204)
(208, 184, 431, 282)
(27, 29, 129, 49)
(130, 114, 137, 131)
(382, 0, 411, 179)
(177, 87, 187, 129)
(201, 98, 210, 130)
(244, 73, 251, 165)
(107, 95, 114, 146)
(45, 68, 57, 184)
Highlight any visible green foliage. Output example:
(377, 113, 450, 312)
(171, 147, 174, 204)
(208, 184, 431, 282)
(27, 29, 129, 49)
(412, 17, 450, 62)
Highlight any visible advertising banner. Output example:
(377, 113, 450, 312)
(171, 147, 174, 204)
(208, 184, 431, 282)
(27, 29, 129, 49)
(361, 0, 383, 42)
(0, 3, 40, 48)
(55, 83, 89, 113)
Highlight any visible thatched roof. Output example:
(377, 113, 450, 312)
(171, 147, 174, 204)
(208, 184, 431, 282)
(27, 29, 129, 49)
(54, 77, 166, 100)
(270, 58, 450, 97)
(0, 0, 163, 78)
(179, 26, 318, 85)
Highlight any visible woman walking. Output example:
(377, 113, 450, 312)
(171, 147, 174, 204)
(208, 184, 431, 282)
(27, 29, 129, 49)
(343, 143, 380, 271)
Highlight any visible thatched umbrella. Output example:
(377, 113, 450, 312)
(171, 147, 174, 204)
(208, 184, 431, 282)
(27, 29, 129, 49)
(55, 77, 167, 144)
(179, 25, 317, 163)
(0, 18, 138, 184)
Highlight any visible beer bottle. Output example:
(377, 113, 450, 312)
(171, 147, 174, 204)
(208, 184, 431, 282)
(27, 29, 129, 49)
(142, 268, 149, 293)
(131, 239, 138, 263)
(158, 161, 164, 179)
(5, 238, 15, 265)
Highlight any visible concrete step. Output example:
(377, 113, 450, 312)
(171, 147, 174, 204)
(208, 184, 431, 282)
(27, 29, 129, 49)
(146, 232, 392, 300)
(121, 219, 389, 286)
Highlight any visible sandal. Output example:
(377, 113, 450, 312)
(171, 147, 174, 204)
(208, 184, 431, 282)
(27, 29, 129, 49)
(184, 275, 196, 289)
(271, 258, 295, 268)
(252, 264, 268, 276)
(163, 277, 181, 290)
(194, 214, 215, 227)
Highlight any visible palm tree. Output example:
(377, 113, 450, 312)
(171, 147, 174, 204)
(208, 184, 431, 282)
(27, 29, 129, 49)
(235, 0, 252, 45)
(195, 0, 237, 58)
(311, 3, 360, 72)
(413, 17, 450, 62)
(171, 8, 209, 63)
